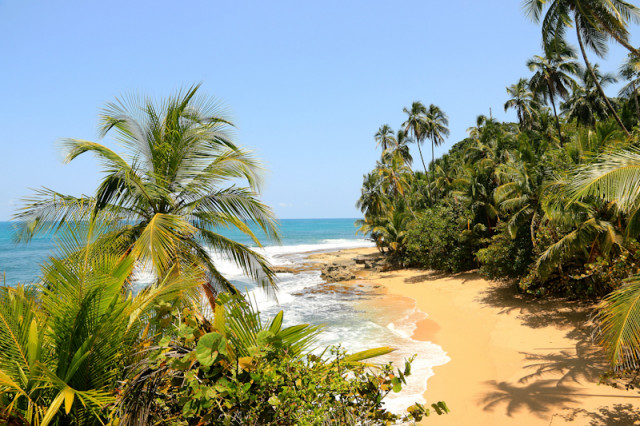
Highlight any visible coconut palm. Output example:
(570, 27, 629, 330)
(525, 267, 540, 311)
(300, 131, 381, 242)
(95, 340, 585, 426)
(424, 104, 450, 189)
(562, 64, 617, 127)
(402, 102, 429, 174)
(14, 85, 280, 306)
(374, 124, 396, 151)
(524, 0, 640, 136)
(452, 162, 500, 233)
(565, 148, 640, 368)
(527, 40, 579, 141)
(386, 129, 413, 167)
(619, 52, 640, 123)
(356, 171, 387, 219)
(495, 151, 547, 244)
(504, 79, 541, 130)
(0, 221, 198, 425)
(378, 156, 413, 200)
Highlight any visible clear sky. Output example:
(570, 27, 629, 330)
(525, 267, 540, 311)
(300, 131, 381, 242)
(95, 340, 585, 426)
(0, 0, 633, 220)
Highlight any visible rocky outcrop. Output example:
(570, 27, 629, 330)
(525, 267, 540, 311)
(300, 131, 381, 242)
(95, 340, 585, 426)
(320, 259, 357, 282)
(320, 253, 387, 283)
(354, 255, 386, 270)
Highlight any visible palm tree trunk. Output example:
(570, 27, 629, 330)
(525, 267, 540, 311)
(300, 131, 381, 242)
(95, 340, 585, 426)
(547, 84, 564, 143)
(203, 283, 218, 309)
(415, 139, 432, 205)
(431, 140, 436, 201)
(416, 139, 428, 175)
(530, 210, 538, 247)
(576, 22, 631, 137)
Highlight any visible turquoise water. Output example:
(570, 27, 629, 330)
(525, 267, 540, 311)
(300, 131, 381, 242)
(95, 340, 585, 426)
(0, 218, 449, 412)
(0, 218, 362, 285)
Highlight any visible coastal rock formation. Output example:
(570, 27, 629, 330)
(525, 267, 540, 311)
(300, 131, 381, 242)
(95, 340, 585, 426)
(320, 253, 387, 283)
(320, 258, 357, 282)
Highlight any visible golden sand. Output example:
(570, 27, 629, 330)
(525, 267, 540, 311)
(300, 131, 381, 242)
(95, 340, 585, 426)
(312, 247, 640, 425)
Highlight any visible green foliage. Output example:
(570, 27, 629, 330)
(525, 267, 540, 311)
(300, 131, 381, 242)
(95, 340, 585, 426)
(0, 221, 198, 426)
(477, 223, 534, 279)
(113, 298, 448, 425)
(15, 85, 280, 305)
(404, 203, 481, 273)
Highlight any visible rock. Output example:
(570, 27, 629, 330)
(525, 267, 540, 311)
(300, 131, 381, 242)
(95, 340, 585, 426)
(320, 259, 357, 282)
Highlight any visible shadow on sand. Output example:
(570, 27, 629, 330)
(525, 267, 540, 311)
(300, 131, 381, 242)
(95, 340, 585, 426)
(474, 280, 640, 419)
(559, 403, 640, 425)
(404, 270, 480, 285)
(480, 379, 579, 419)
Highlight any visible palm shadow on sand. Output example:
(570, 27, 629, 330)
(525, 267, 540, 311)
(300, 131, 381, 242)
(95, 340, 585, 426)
(480, 380, 579, 418)
(475, 280, 630, 418)
(560, 404, 640, 425)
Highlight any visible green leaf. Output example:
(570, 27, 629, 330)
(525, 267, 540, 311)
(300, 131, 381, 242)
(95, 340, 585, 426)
(268, 395, 280, 406)
(196, 332, 227, 366)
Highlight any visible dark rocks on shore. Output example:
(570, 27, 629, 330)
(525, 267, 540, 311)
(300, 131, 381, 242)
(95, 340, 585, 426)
(320, 254, 386, 283)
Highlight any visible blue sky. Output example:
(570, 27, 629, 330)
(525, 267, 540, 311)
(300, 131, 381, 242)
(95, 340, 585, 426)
(0, 0, 633, 220)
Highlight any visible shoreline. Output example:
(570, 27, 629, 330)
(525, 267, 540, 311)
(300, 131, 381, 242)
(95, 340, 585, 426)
(308, 247, 640, 425)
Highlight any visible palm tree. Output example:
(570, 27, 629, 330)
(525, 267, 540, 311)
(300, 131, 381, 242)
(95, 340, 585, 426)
(524, 0, 640, 136)
(619, 52, 640, 123)
(504, 79, 541, 130)
(424, 104, 450, 189)
(566, 148, 640, 368)
(402, 102, 429, 174)
(452, 162, 500, 233)
(374, 124, 396, 151)
(378, 156, 413, 201)
(0, 221, 197, 425)
(14, 85, 280, 307)
(562, 64, 616, 127)
(495, 151, 546, 245)
(527, 40, 579, 141)
(356, 171, 387, 219)
(386, 129, 413, 166)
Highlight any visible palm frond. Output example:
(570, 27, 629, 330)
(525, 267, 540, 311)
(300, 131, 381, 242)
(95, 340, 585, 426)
(597, 275, 640, 369)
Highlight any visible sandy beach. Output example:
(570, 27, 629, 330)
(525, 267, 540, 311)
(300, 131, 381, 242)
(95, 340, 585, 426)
(311, 247, 640, 425)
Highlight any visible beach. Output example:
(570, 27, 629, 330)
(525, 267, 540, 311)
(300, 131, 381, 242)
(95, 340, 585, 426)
(310, 247, 640, 425)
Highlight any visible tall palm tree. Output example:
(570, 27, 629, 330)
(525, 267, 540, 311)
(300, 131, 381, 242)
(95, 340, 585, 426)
(356, 171, 387, 219)
(562, 64, 616, 127)
(381, 129, 413, 167)
(527, 40, 579, 141)
(504, 79, 541, 130)
(619, 51, 640, 123)
(374, 124, 396, 151)
(424, 104, 450, 189)
(524, 0, 640, 136)
(402, 101, 429, 174)
(14, 85, 280, 307)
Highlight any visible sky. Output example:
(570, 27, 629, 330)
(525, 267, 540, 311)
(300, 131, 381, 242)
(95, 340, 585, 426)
(0, 0, 634, 220)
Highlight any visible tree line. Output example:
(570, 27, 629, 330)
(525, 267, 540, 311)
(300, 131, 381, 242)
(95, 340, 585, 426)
(357, 0, 640, 374)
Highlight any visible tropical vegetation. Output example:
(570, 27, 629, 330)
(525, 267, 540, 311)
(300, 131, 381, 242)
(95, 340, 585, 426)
(356, 0, 640, 380)
(1, 88, 447, 424)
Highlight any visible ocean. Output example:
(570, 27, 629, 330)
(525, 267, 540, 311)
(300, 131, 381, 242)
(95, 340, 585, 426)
(0, 218, 449, 413)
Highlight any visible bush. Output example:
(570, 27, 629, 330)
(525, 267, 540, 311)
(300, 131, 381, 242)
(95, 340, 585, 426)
(403, 203, 480, 272)
(477, 223, 534, 280)
(112, 299, 449, 425)
(518, 225, 640, 298)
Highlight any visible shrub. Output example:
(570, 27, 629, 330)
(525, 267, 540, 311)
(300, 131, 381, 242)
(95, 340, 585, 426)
(403, 203, 480, 273)
(112, 298, 449, 425)
(477, 222, 534, 280)
(518, 226, 640, 298)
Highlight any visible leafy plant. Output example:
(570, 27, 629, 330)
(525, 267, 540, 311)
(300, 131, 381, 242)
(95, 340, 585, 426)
(113, 296, 448, 425)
